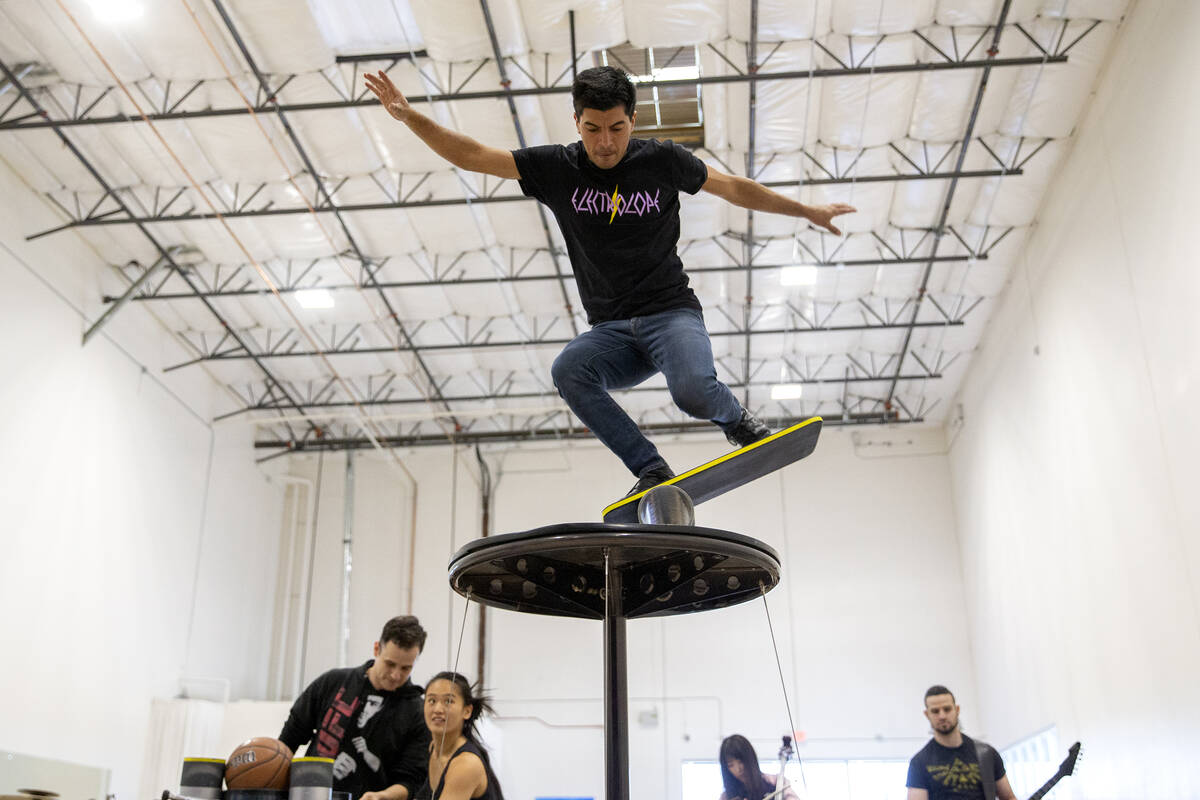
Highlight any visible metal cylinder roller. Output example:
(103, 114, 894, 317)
(637, 484, 695, 526)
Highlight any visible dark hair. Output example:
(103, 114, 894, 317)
(925, 685, 955, 704)
(380, 615, 427, 652)
(572, 66, 636, 118)
(719, 735, 771, 800)
(427, 671, 504, 798)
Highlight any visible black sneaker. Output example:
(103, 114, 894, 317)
(725, 408, 771, 448)
(625, 464, 675, 497)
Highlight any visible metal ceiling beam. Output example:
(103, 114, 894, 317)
(0, 54, 1068, 131)
(83, 248, 175, 345)
(33, 165, 1023, 236)
(110, 253, 984, 303)
(476, 0, 578, 337)
(167, 319, 966, 369)
(0, 56, 318, 443)
(760, 167, 1024, 188)
(230, 372, 945, 417)
(253, 410, 922, 455)
(335, 51, 428, 63)
(210, 0, 462, 428)
(741, 0, 760, 406)
(886, 1, 1016, 405)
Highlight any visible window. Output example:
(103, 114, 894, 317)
(1001, 726, 1076, 800)
(596, 44, 704, 146)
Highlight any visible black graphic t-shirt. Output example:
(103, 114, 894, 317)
(512, 137, 707, 324)
(906, 735, 1005, 800)
(279, 661, 429, 799)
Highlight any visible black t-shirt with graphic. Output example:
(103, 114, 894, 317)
(512, 138, 707, 324)
(906, 735, 1005, 800)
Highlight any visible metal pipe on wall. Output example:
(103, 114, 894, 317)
(339, 451, 355, 667)
(475, 446, 493, 686)
(271, 474, 316, 700)
(406, 480, 419, 615)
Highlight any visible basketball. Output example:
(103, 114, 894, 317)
(224, 737, 292, 790)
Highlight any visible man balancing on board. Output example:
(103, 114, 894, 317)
(365, 66, 854, 497)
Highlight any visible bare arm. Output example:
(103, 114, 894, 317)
(360, 785, 407, 800)
(996, 775, 1018, 800)
(364, 70, 519, 180)
(701, 165, 855, 235)
(907, 789, 929, 800)
(437, 753, 487, 800)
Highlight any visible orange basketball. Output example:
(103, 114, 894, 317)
(224, 737, 292, 790)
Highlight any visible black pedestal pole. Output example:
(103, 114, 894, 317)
(603, 550, 628, 800)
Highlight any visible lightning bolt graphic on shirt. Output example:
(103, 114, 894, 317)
(609, 184, 622, 224)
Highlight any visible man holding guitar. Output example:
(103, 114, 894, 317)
(906, 685, 1018, 800)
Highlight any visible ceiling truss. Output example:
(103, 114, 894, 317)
(0, 1, 1117, 459)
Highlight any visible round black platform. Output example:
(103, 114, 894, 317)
(448, 522, 780, 620)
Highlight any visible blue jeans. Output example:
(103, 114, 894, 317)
(551, 307, 744, 477)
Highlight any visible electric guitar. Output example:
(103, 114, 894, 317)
(1027, 741, 1082, 800)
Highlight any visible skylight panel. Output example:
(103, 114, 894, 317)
(597, 44, 705, 147)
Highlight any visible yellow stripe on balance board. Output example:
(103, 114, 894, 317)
(602, 416, 822, 523)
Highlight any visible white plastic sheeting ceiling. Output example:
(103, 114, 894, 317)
(0, 0, 1130, 454)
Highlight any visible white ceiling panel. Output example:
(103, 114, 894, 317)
(625, 0, 726, 47)
(518, 0, 627, 54)
(831, 0, 937, 36)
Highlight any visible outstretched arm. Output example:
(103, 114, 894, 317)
(701, 165, 856, 235)
(364, 70, 520, 180)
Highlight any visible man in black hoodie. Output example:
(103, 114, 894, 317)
(279, 616, 431, 800)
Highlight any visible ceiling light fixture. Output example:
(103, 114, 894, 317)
(780, 265, 819, 286)
(88, 0, 143, 22)
(770, 383, 805, 400)
(295, 288, 335, 309)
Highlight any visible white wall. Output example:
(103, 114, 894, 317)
(946, 1, 1200, 797)
(284, 425, 969, 800)
(281, 446, 485, 685)
(0, 159, 284, 800)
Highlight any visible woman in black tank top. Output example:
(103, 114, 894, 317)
(422, 671, 504, 800)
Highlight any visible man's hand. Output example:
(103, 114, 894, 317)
(805, 202, 857, 236)
(364, 70, 411, 122)
(360, 787, 407, 800)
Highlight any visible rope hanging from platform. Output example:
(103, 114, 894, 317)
(438, 586, 475, 756)
(439, 443, 474, 755)
(761, 584, 808, 795)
